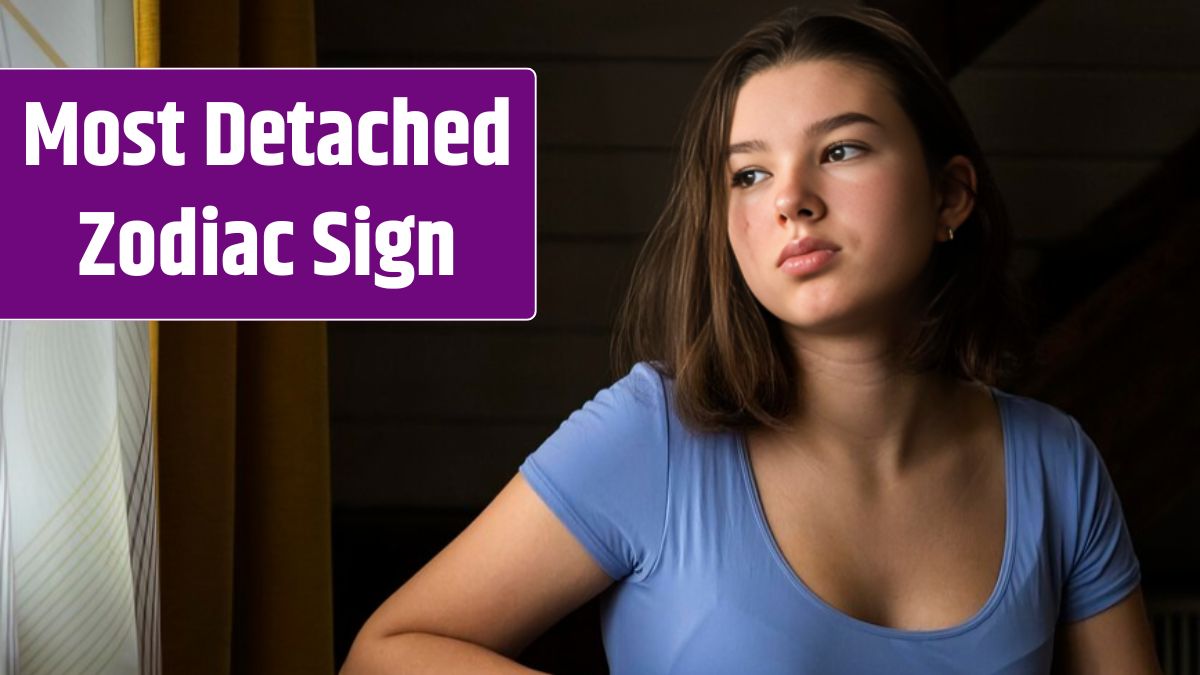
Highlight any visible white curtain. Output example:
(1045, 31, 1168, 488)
(0, 2, 157, 675)
(0, 323, 159, 675)
(0, 0, 132, 67)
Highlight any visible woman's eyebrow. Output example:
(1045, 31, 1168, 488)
(728, 112, 883, 156)
(805, 111, 883, 139)
(728, 139, 769, 156)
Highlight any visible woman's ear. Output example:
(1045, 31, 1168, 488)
(935, 155, 977, 241)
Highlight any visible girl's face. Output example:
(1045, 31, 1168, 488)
(726, 59, 960, 337)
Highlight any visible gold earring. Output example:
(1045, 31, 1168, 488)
(946, 226, 955, 242)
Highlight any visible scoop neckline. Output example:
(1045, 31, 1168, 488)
(735, 385, 1017, 641)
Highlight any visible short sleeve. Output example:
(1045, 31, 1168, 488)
(518, 362, 670, 581)
(1059, 418, 1142, 623)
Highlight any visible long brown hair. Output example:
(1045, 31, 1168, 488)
(611, 6, 1031, 433)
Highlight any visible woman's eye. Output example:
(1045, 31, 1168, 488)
(823, 143, 866, 163)
(731, 169, 768, 188)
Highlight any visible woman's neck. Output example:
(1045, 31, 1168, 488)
(781, 331, 963, 477)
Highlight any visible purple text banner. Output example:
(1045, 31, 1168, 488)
(0, 69, 536, 319)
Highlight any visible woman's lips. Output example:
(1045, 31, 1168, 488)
(780, 249, 838, 276)
(776, 237, 840, 276)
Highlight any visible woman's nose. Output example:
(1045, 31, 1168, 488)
(774, 176, 824, 224)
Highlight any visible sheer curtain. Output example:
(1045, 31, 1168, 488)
(1, 1, 330, 672)
(0, 322, 158, 675)
(0, 2, 158, 674)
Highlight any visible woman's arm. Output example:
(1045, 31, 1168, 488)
(1052, 586, 1162, 675)
(340, 473, 615, 674)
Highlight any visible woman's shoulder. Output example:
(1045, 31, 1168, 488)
(989, 386, 1106, 483)
(990, 390, 1141, 620)
(614, 360, 672, 408)
(991, 386, 1079, 439)
(557, 361, 673, 434)
(518, 361, 675, 580)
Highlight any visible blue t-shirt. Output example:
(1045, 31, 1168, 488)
(518, 362, 1141, 674)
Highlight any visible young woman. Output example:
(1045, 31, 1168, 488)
(342, 7, 1162, 674)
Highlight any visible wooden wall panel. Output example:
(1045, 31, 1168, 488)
(977, 0, 1200, 68)
(536, 240, 641, 329)
(332, 421, 557, 509)
(992, 157, 1158, 242)
(540, 150, 671, 236)
(535, 62, 706, 148)
(316, 0, 824, 61)
(952, 68, 1200, 157)
(329, 327, 615, 509)
(329, 328, 611, 423)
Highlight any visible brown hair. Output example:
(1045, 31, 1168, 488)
(611, 6, 1031, 433)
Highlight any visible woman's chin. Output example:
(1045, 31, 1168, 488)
(773, 303, 888, 337)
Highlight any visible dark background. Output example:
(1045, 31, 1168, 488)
(316, 1, 1200, 672)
